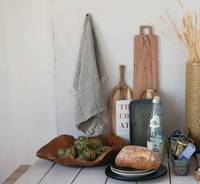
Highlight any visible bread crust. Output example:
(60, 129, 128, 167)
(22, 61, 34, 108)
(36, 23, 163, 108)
(115, 145, 161, 170)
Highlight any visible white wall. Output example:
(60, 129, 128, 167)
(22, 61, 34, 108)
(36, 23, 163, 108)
(1, 0, 200, 183)
(0, 0, 57, 183)
(52, 0, 199, 139)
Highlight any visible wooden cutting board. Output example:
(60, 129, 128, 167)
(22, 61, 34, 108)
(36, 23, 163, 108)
(133, 26, 157, 100)
(109, 65, 132, 134)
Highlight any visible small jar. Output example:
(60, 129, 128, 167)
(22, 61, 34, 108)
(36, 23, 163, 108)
(173, 139, 190, 157)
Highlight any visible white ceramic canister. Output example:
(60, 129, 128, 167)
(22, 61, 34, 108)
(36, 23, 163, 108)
(116, 100, 132, 145)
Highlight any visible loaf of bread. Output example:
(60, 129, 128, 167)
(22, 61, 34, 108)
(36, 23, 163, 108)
(115, 145, 161, 170)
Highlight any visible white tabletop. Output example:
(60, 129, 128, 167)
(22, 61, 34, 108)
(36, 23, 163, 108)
(14, 152, 200, 184)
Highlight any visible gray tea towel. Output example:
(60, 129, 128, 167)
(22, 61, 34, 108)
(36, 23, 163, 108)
(71, 13, 107, 136)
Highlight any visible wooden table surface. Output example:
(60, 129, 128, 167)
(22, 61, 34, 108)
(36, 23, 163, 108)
(3, 165, 31, 184)
(3, 153, 200, 184)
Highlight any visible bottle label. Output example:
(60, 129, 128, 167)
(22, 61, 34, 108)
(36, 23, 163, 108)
(147, 141, 164, 159)
(150, 115, 160, 128)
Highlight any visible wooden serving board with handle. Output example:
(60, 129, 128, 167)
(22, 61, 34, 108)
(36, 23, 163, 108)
(133, 26, 157, 100)
(109, 65, 132, 134)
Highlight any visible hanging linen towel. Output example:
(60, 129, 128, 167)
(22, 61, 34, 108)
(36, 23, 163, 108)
(71, 13, 107, 136)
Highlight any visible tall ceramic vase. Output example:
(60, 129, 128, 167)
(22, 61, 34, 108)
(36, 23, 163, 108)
(185, 61, 200, 151)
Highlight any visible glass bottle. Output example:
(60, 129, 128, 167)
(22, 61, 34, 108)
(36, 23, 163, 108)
(154, 96, 166, 160)
(147, 98, 166, 164)
(154, 96, 165, 130)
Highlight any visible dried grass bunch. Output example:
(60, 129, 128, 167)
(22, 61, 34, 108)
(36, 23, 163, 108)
(149, 0, 200, 63)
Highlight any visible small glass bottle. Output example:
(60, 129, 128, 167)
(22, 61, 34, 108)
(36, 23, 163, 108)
(154, 96, 166, 160)
(147, 98, 166, 164)
(154, 96, 166, 132)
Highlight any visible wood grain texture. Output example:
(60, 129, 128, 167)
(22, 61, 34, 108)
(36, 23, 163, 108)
(133, 26, 157, 100)
(140, 89, 160, 99)
(73, 165, 108, 184)
(106, 177, 136, 184)
(193, 167, 200, 182)
(36, 134, 125, 167)
(109, 65, 132, 134)
(39, 164, 82, 184)
(8, 150, 199, 184)
(14, 159, 54, 184)
(2, 165, 31, 184)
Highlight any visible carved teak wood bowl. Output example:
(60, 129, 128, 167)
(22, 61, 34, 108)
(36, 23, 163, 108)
(36, 134, 125, 167)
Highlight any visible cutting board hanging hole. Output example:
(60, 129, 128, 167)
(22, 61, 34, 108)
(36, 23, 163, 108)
(140, 26, 151, 35)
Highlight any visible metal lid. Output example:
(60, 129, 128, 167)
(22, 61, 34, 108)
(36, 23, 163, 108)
(177, 139, 190, 146)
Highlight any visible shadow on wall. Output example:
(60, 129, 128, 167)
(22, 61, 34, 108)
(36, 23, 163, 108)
(159, 91, 184, 139)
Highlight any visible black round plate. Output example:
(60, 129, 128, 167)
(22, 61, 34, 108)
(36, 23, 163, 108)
(105, 164, 167, 181)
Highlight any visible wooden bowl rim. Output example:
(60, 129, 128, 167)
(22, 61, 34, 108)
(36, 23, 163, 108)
(36, 133, 125, 167)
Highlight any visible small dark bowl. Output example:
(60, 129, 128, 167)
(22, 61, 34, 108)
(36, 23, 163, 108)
(36, 133, 125, 167)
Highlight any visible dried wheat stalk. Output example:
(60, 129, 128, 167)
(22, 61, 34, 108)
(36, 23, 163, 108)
(149, 0, 200, 63)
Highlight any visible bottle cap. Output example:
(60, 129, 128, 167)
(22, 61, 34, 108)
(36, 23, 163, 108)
(153, 98, 159, 103)
(154, 96, 160, 100)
